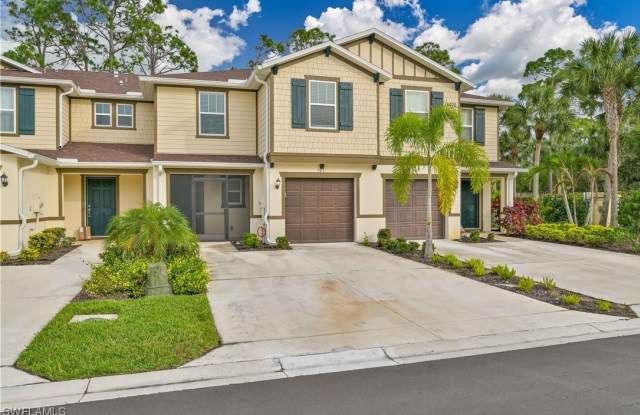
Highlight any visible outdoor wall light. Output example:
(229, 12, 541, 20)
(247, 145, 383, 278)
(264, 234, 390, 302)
(275, 177, 281, 190)
(372, 164, 377, 170)
(319, 163, 325, 172)
(0, 173, 7, 187)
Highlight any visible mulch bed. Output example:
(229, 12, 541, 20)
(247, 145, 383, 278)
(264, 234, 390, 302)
(72, 289, 131, 302)
(230, 241, 292, 251)
(519, 235, 640, 256)
(0, 245, 80, 266)
(456, 235, 503, 244)
(367, 244, 637, 319)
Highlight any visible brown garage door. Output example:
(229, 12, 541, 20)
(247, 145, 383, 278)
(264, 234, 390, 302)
(384, 179, 444, 239)
(285, 178, 354, 242)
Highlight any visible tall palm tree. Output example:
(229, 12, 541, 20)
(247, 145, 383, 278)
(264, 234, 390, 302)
(387, 106, 489, 260)
(564, 31, 640, 227)
(503, 81, 572, 200)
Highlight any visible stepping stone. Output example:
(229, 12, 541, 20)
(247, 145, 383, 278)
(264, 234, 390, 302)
(70, 314, 118, 323)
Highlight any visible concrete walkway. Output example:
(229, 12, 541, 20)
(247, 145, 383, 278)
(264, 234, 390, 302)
(435, 237, 640, 308)
(0, 241, 101, 384)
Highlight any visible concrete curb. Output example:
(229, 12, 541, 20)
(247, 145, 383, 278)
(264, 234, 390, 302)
(2, 318, 640, 409)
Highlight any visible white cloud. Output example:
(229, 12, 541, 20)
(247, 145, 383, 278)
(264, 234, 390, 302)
(228, 0, 261, 30)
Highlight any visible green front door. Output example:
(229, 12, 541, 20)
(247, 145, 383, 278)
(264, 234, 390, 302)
(86, 177, 117, 236)
(461, 179, 479, 229)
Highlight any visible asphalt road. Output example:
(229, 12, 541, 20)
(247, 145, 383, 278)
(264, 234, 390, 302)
(61, 335, 640, 415)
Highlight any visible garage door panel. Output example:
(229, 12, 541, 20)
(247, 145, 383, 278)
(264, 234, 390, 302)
(384, 179, 443, 239)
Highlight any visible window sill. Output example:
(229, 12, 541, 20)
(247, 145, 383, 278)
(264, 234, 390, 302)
(196, 134, 230, 139)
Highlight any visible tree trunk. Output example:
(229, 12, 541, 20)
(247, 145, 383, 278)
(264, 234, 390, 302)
(548, 171, 553, 194)
(532, 130, 543, 200)
(603, 87, 620, 227)
(585, 177, 596, 226)
(600, 177, 611, 226)
(424, 164, 434, 261)
(561, 183, 574, 224)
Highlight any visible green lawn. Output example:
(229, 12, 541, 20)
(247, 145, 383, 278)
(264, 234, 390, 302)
(16, 295, 219, 381)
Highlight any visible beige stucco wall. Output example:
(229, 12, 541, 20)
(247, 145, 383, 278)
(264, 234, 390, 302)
(0, 85, 57, 150)
(155, 86, 256, 155)
(70, 99, 154, 144)
(272, 53, 378, 155)
(119, 175, 144, 213)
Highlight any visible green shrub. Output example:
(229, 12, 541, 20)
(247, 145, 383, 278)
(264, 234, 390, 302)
(619, 190, 640, 235)
(0, 251, 10, 264)
(377, 228, 392, 247)
(421, 241, 436, 254)
(275, 236, 290, 249)
(492, 264, 516, 281)
(443, 254, 464, 269)
(168, 255, 209, 295)
(243, 233, 262, 249)
(469, 230, 480, 242)
(408, 241, 420, 253)
(540, 194, 588, 224)
(517, 276, 536, 293)
(487, 232, 495, 241)
(541, 277, 556, 290)
(596, 299, 612, 313)
(431, 253, 444, 265)
(388, 238, 410, 254)
(561, 294, 581, 305)
(18, 248, 40, 262)
(28, 232, 58, 253)
(466, 258, 486, 277)
(42, 227, 67, 243)
(106, 203, 198, 261)
(83, 257, 148, 298)
(362, 233, 370, 246)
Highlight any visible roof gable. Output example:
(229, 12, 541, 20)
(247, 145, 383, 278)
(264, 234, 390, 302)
(0, 56, 41, 74)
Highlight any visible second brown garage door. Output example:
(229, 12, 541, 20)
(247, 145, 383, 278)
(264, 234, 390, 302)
(384, 179, 444, 239)
(285, 178, 354, 243)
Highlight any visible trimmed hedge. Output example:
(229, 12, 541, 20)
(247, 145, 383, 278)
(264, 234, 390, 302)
(525, 223, 638, 251)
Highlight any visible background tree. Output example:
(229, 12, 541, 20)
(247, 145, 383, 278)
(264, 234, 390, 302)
(415, 42, 460, 74)
(288, 28, 334, 52)
(387, 107, 489, 260)
(249, 34, 285, 67)
(132, 22, 198, 75)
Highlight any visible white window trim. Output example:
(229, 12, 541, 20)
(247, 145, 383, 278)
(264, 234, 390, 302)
(462, 107, 474, 140)
(308, 79, 337, 130)
(198, 91, 226, 137)
(94, 102, 112, 127)
(404, 89, 429, 116)
(0, 86, 17, 134)
(227, 178, 244, 207)
(116, 103, 134, 128)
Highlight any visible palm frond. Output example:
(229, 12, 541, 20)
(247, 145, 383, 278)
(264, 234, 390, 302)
(438, 139, 489, 193)
(386, 113, 429, 155)
(424, 104, 463, 144)
(432, 155, 458, 215)
(391, 152, 426, 204)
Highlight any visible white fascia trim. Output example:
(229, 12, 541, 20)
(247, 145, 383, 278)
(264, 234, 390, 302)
(460, 165, 528, 174)
(138, 76, 254, 90)
(0, 76, 75, 89)
(461, 97, 515, 107)
(0, 144, 57, 165)
(77, 91, 146, 101)
(259, 42, 392, 80)
(151, 161, 263, 169)
(0, 56, 41, 74)
(335, 28, 474, 89)
(56, 161, 153, 168)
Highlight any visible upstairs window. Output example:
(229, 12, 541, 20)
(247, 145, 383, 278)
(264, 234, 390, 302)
(94, 102, 112, 127)
(116, 103, 134, 128)
(309, 80, 336, 129)
(404, 90, 429, 116)
(461, 108, 473, 140)
(0, 86, 16, 134)
(199, 91, 226, 136)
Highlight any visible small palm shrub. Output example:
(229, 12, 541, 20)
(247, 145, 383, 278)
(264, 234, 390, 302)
(443, 254, 464, 269)
(388, 238, 410, 254)
(362, 233, 370, 246)
(492, 264, 516, 281)
(107, 204, 198, 261)
(431, 253, 444, 265)
(84, 257, 148, 298)
(18, 248, 39, 262)
(466, 258, 486, 277)
(469, 230, 480, 242)
(561, 294, 581, 305)
(0, 251, 9, 264)
(517, 276, 536, 293)
(596, 299, 612, 313)
(377, 228, 392, 248)
(276, 236, 290, 249)
(487, 232, 495, 241)
(243, 233, 261, 248)
(408, 241, 420, 253)
(541, 277, 557, 290)
(168, 255, 209, 295)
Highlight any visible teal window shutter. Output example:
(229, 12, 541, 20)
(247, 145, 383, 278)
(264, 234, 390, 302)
(291, 78, 306, 128)
(474, 108, 485, 145)
(431, 91, 443, 108)
(390, 88, 404, 121)
(18, 88, 35, 135)
(339, 82, 353, 131)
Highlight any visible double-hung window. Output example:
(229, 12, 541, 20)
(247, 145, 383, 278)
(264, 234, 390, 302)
(309, 80, 337, 129)
(404, 90, 429, 116)
(0, 86, 16, 134)
(461, 108, 473, 140)
(199, 91, 226, 136)
(116, 103, 134, 128)
(94, 102, 112, 127)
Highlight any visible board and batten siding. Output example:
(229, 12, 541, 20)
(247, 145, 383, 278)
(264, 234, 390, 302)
(0, 85, 57, 150)
(69, 98, 154, 144)
(155, 86, 256, 155)
(272, 52, 378, 155)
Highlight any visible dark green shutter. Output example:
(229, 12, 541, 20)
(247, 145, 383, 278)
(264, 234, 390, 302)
(474, 108, 485, 145)
(390, 88, 404, 121)
(18, 88, 35, 135)
(339, 82, 353, 131)
(291, 78, 306, 128)
(431, 91, 444, 108)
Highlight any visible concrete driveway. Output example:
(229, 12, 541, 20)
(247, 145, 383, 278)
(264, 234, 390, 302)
(435, 237, 640, 308)
(194, 242, 619, 365)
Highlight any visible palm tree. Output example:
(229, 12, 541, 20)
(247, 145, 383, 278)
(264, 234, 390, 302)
(564, 31, 640, 227)
(387, 105, 489, 260)
(531, 151, 582, 224)
(579, 158, 611, 226)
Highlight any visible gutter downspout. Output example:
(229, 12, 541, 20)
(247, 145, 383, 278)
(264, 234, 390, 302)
(11, 158, 39, 255)
(255, 74, 274, 244)
(157, 164, 165, 206)
(58, 87, 73, 148)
